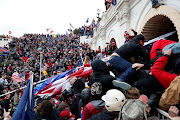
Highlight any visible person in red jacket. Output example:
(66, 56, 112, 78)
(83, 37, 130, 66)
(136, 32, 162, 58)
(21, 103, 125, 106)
(151, 49, 177, 88)
(124, 29, 137, 43)
(151, 49, 180, 110)
(150, 39, 176, 61)
(81, 82, 105, 120)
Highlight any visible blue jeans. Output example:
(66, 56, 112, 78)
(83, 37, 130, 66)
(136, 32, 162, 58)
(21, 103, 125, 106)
(162, 43, 180, 55)
(119, 67, 136, 82)
(151, 0, 158, 6)
(108, 56, 136, 82)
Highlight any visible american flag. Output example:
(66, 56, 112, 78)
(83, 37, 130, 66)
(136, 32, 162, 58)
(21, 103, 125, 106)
(69, 23, 74, 29)
(41, 63, 48, 72)
(35, 64, 92, 97)
(11, 71, 25, 83)
(46, 28, 51, 32)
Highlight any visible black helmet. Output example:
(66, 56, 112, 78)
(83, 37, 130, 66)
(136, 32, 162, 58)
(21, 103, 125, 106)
(62, 87, 74, 100)
(81, 88, 91, 102)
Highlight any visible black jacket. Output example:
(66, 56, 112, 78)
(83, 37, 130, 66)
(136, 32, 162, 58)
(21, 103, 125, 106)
(91, 59, 115, 95)
(115, 35, 149, 62)
(88, 109, 118, 120)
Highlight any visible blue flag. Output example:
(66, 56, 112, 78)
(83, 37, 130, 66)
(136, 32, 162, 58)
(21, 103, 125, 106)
(83, 27, 86, 36)
(77, 56, 84, 67)
(58, 34, 62, 42)
(66, 31, 69, 38)
(112, 0, 116, 6)
(86, 18, 89, 23)
(47, 35, 53, 46)
(12, 79, 34, 120)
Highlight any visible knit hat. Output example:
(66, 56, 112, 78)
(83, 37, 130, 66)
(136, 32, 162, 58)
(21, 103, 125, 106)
(124, 31, 129, 36)
(59, 111, 75, 119)
(139, 95, 148, 104)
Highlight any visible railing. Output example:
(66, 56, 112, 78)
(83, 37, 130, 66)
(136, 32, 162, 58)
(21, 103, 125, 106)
(153, 108, 170, 120)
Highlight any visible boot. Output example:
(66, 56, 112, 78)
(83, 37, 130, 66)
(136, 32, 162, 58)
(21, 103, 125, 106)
(112, 79, 131, 90)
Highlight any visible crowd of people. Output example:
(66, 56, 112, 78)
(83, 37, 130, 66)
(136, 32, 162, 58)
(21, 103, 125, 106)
(80, 26, 94, 39)
(0, 30, 179, 120)
(0, 33, 99, 119)
(0, 0, 180, 119)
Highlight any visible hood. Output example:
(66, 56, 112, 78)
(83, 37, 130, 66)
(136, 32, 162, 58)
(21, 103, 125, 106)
(91, 100, 105, 110)
(91, 59, 107, 72)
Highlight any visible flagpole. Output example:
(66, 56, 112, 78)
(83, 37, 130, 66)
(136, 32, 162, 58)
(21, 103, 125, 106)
(40, 51, 42, 81)
(0, 77, 47, 97)
(29, 71, 33, 106)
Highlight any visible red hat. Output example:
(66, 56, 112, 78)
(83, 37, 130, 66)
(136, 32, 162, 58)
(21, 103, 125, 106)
(112, 42, 116, 46)
(59, 111, 75, 119)
(124, 31, 129, 36)
(139, 95, 148, 104)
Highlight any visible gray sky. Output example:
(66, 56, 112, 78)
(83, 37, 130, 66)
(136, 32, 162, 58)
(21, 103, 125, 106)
(0, 0, 105, 37)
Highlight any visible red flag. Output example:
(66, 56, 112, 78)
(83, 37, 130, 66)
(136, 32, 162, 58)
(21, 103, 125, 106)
(21, 57, 29, 62)
(8, 31, 12, 34)
(50, 30, 54, 33)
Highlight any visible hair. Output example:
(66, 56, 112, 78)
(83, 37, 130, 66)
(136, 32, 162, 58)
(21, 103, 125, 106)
(37, 100, 54, 116)
(126, 87, 140, 99)
(58, 102, 70, 113)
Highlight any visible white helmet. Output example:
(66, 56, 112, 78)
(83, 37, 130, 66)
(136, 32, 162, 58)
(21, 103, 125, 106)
(102, 89, 126, 112)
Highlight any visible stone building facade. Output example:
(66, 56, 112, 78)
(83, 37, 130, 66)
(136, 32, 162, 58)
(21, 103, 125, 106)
(89, 0, 180, 50)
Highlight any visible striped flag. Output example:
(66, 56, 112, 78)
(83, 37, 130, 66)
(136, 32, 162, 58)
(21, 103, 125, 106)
(35, 64, 92, 97)
(11, 71, 25, 83)
(0, 46, 10, 56)
(46, 28, 51, 32)
(69, 23, 74, 29)
(41, 63, 48, 72)
(34, 69, 74, 94)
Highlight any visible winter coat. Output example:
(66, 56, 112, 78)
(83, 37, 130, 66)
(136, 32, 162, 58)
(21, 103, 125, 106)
(151, 55, 177, 88)
(91, 59, 115, 95)
(159, 76, 180, 110)
(82, 100, 105, 120)
(88, 109, 118, 120)
(114, 35, 149, 62)
(150, 39, 176, 60)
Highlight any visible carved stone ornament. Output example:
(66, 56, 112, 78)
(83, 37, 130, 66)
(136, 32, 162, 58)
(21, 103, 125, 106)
(116, 12, 121, 22)
(100, 31, 106, 38)
(121, 6, 130, 19)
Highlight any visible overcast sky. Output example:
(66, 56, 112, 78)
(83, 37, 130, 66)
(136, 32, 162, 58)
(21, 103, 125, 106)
(0, 0, 105, 37)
